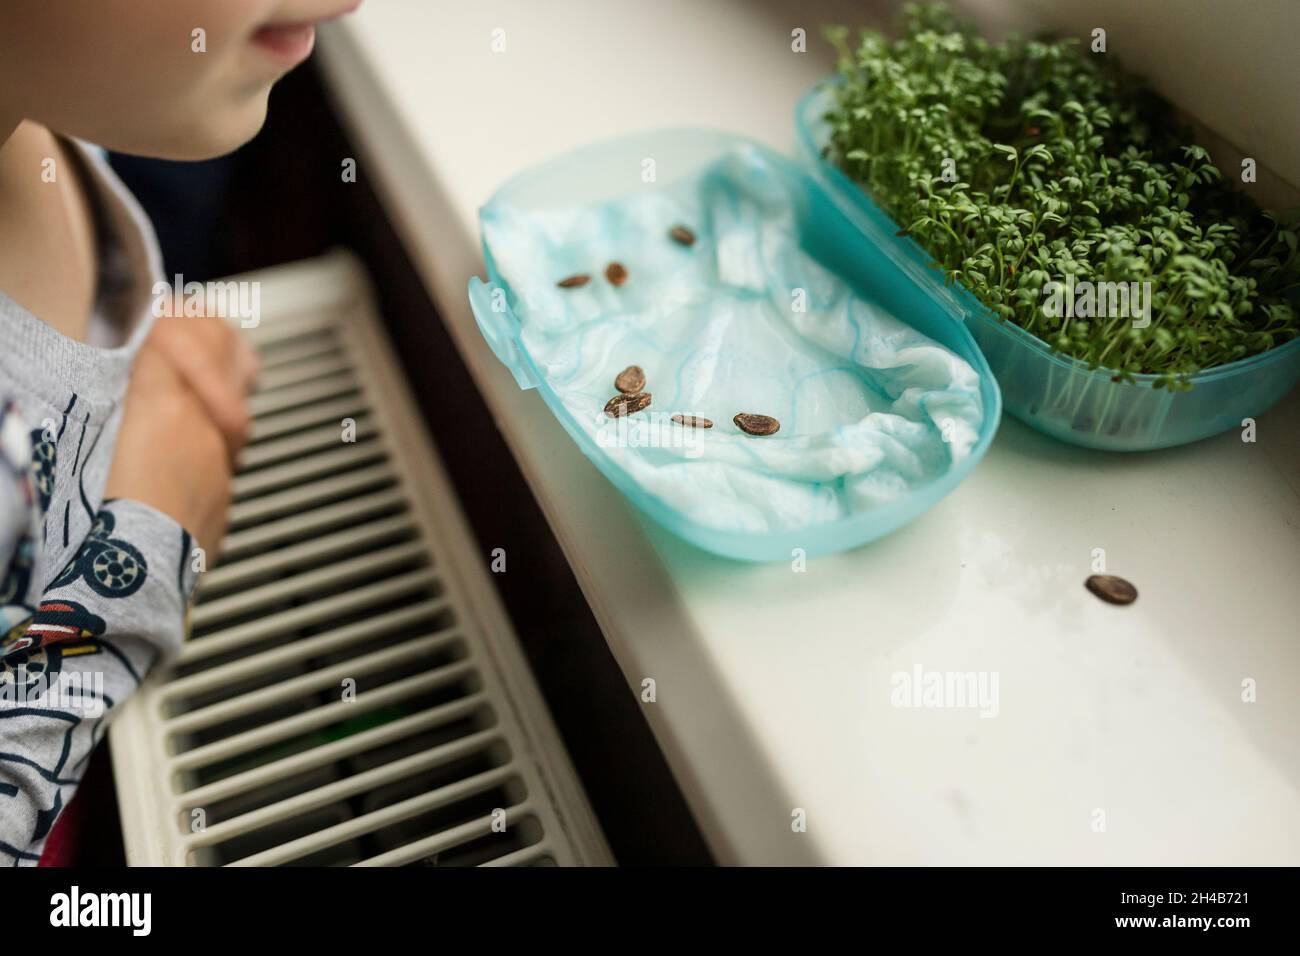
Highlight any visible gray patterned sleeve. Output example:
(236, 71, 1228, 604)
(0, 497, 197, 865)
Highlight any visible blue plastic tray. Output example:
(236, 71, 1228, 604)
(469, 129, 1001, 561)
(795, 82, 1300, 451)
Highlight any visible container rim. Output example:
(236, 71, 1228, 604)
(478, 126, 776, 213)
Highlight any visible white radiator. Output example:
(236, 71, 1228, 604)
(109, 251, 612, 867)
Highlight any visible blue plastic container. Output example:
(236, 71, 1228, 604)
(795, 82, 1300, 451)
(469, 129, 1001, 562)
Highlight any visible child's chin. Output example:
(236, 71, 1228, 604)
(136, 99, 271, 161)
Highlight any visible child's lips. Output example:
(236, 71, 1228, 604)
(251, 22, 317, 65)
(251, 2, 361, 64)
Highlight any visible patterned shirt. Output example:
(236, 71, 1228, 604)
(0, 140, 197, 864)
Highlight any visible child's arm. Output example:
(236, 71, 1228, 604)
(103, 342, 234, 557)
(0, 341, 232, 864)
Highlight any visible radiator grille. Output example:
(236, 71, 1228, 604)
(109, 251, 610, 867)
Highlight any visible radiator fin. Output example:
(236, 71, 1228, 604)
(109, 252, 610, 867)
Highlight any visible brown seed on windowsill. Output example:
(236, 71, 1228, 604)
(1085, 574, 1138, 605)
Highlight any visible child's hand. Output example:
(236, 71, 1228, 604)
(104, 342, 233, 558)
(148, 314, 260, 460)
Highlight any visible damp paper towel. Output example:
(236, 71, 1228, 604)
(481, 145, 984, 535)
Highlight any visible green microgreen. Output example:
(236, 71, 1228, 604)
(823, 2, 1300, 388)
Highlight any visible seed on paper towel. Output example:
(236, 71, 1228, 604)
(669, 225, 696, 247)
(671, 414, 713, 429)
(605, 392, 652, 418)
(605, 262, 629, 286)
(1084, 574, 1138, 605)
(557, 274, 590, 288)
(615, 365, 645, 394)
(733, 413, 780, 436)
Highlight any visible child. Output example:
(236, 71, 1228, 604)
(0, 0, 362, 864)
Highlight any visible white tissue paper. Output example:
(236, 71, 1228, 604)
(481, 146, 984, 534)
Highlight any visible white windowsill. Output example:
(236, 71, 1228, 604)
(315, 0, 1300, 865)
